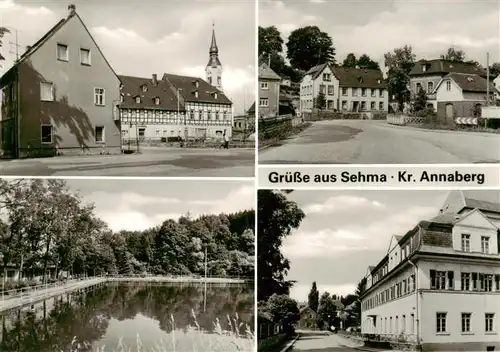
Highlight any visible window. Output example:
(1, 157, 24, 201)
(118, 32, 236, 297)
(41, 125, 53, 144)
(94, 88, 105, 106)
(481, 236, 490, 254)
(352, 88, 358, 96)
(446, 81, 452, 91)
(138, 128, 145, 138)
(260, 82, 269, 89)
(95, 126, 104, 143)
(342, 101, 347, 110)
(342, 87, 348, 96)
(208, 76, 212, 84)
(379, 102, 384, 110)
(327, 85, 334, 95)
(448, 271, 454, 290)
(135, 96, 141, 104)
(461, 234, 470, 252)
(190, 110, 194, 120)
(495, 275, 500, 291)
(80, 48, 90, 65)
(142, 85, 147, 92)
(320, 85, 326, 94)
(260, 98, 269, 107)
(40, 82, 54, 101)
(371, 101, 376, 110)
(461, 313, 471, 333)
(361, 101, 366, 111)
(410, 314, 415, 334)
(436, 313, 447, 333)
(153, 97, 159, 105)
(194, 91, 199, 98)
(485, 313, 494, 332)
(57, 44, 68, 61)
(120, 95, 124, 103)
(362, 88, 366, 96)
(402, 315, 406, 333)
(379, 89, 384, 97)
(427, 81, 433, 92)
(416, 83, 422, 92)
(195, 81, 200, 88)
(484, 274, 493, 292)
(461, 272, 471, 290)
(215, 111, 219, 120)
(323, 73, 331, 81)
(371, 89, 376, 97)
(217, 77, 221, 86)
(214, 93, 218, 99)
(156, 129, 160, 137)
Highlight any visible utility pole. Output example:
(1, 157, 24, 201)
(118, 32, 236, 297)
(486, 52, 490, 106)
(8, 29, 21, 62)
(204, 246, 208, 312)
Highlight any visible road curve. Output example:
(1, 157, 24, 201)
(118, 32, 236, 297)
(259, 120, 500, 164)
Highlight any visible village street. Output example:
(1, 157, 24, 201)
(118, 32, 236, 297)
(258, 120, 500, 164)
(0, 146, 254, 177)
(289, 331, 375, 352)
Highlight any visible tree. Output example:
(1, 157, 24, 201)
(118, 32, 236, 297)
(261, 294, 300, 335)
(257, 190, 305, 301)
(342, 53, 357, 68)
(489, 62, 500, 78)
(317, 292, 337, 329)
(308, 281, 319, 312)
(384, 45, 416, 108)
(286, 26, 335, 71)
(352, 277, 367, 326)
(440, 47, 466, 62)
(0, 27, 10, 63)
(357, 54, 380, 70)
(315, 91, 326, 110)
(413, 87, 428, 112)
(259, 26, 284, 58)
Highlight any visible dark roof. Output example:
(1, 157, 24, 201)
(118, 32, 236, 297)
(259, 63, 281, 80)
(410, 59, 487, 77)
(443, 73, 496, 93)
(463, 192, 500, 213)
(333, 67, 387, 88)
(428, 212, 461, 224)
(207, 28, 221, 67)
(164, 73, 231, 105)
(306, 63, 329, 80)
(118, 75, 181, 111)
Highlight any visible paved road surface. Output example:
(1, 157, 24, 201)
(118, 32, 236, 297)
(0, 147, 254, 177)
(259, 120, 500, 164)
(290, 331, 364, 351)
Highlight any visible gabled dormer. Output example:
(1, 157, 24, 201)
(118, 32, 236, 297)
(133, 95, 141, 104)
(120, 93, 124, 103)
(141, 84, 148, 92)
(193, 91, 199, 98)
(452, 208, 499, 255)
(193, 80, 200, 88)
(153, 96, 160, 105)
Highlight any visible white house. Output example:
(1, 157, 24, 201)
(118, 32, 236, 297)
(361, 190, 500, 352)
(433, 73, 495, 125)
(300, 63, 338, 112)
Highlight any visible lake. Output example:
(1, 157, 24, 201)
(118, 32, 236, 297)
(0, 281, 254, 352)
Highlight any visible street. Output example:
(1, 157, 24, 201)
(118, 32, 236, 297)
(0, 146, 254, 177)
(289, 331, 365, 352)
(259, 120, 500, 164)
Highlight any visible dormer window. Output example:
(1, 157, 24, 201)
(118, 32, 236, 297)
(119, 83, 124, 90)
(422, 64, 427, 72)
(194, 91, 199, 98)
(358, 77, 363, 84)
(214, 93, 218, 99)
(141, 85, 147, 92)
(135, 96, 141, 104)
(120, 94, 124, 103)
(154, 97, 160, 105)
(467, 77, 473, 82)
(195, 81, 200, 88)
(377, 79, 381, 84)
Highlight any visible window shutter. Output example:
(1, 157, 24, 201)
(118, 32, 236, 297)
(472, 273, 478, 290)
(479, 274, 484, 291)
(430, 270, 436, 289)
(447, 271, 454, 289)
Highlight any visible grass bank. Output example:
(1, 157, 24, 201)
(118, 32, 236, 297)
(259, 123, 311, 151)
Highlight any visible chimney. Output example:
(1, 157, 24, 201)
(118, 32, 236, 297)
(68, 4, 76, 16)
(152, 74, 157, 86)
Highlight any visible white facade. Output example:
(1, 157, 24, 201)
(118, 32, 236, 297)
(361, 204, 500, 352)
(435, 76, 493, 103)
(300, 65, 338, 113)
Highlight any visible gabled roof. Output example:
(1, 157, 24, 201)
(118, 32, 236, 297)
(259, 62, 281, 80)
(440, 190, 500, 215)
(410, 59, 487, 77)
(454, 208, 498, 229)
(164, 73, 232, 105)
(1, 6, 119, 83)
(118, 75, 181, 111)
(333, 67, 387, 89)
(436, 73, 495, 93)
(304, 63, 330, 80)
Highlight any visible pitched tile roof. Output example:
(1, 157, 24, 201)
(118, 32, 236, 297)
(410, 59, 487, 77)
(443, 73, 496, 93)
(463, 191, 500, 213)
(332, 67, 387, 88)
(164, 73, 232, 105)
(118, 75, 181, 111)
(259, 62, 281, 80)
(306, 63, 329, 80)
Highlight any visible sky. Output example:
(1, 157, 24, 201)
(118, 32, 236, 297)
(0, 0, 255, 114)
(63, 179, 254, 231)
(260, 0, 500, 70)
(281, 190, 453, 303)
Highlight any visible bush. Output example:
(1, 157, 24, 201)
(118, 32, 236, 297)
(167, 136, 182, 142)
(487, 118, 500, 129)
(372, 112, 388, 120)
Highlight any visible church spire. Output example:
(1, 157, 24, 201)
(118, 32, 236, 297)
(209, 21, 218, 56)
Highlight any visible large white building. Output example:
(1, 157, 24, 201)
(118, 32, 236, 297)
(361, 190, 500, 352)
(299, 64, 388, 114)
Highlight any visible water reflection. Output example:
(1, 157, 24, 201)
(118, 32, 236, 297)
(0, 282, 254, 352)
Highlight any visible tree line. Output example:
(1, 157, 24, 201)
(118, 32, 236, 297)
(0, 179, 255, 286)
(259, 25, 500, 109)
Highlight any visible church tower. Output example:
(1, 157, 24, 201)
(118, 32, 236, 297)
(205, 23, 223, 91)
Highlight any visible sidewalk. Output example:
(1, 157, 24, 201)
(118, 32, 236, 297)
(0, 278, 105, 312)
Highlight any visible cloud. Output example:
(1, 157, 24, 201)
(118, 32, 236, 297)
(310, 0, 325, 3)
(282, 206, 436, 258)
(302, 195, 385, 214)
